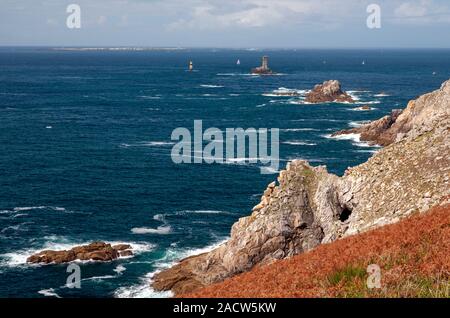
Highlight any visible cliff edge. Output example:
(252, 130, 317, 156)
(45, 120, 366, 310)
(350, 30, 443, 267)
(152, 80, 450, 295)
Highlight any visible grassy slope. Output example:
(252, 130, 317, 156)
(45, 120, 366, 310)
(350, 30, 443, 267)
(184, 203, 450, 298)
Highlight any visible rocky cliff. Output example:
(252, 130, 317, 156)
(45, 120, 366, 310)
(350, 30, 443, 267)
(152, 80, 450, 295)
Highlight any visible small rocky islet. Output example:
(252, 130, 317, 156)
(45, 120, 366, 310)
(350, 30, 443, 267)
(26, 242, 133, 264)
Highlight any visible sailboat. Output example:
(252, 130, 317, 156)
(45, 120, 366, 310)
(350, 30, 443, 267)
(236, 59, 241, 65)
(188, 61, 193, 71)
(362, 60, 366, 65)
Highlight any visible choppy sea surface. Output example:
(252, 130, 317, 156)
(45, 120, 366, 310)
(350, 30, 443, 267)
(0, 47, 449, 297)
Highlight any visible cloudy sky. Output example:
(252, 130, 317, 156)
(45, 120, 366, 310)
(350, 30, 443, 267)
(1, 0, 449, 47)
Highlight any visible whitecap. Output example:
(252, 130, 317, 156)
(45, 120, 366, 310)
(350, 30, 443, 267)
(113, 264, 126, 274)
(200, 84, 224, 88)
(131, 226, 172, 235)
(114, 238, 228, 298)
(38, 288, 61, 298)
(260, 166, 280, 174)
(139, 95, 161, 99)
(282, 141, 317, 146)
(348, 121, 370, 128)
(281, 128, 317, 132)
(179, 210, 231, 215)
(324, 133, 381, 148)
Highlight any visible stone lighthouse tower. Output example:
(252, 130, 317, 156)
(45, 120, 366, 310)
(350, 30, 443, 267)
(251, 56, 273, 75)
(261, 56, 269, 71)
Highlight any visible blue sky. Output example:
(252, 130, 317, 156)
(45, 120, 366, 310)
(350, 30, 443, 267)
(1, 0, 450, 47)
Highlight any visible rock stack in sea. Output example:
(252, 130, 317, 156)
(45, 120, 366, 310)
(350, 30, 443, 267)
(151, 79, 450, 296)
(305, 80, 354, 103)
(27, 242, 133, 264)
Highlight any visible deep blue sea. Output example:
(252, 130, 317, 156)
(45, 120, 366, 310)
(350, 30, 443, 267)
(0, 47, 449, 298)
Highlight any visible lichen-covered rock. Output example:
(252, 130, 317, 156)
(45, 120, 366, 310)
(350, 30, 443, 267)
(152, 80, 450, 295)
(305, 80, 354, 103)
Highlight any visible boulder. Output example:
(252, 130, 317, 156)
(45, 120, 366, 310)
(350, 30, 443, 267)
(305, 80, 354, 103)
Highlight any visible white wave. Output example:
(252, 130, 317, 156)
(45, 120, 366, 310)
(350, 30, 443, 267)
(349, 106, 377, 111)
(347, 90, 371, 93)
(46, 126, 53, 129)
(352, 100, 381, 105)
(12, 206, 68, 213)
(113, 264, 126, 274)
(260, 166, 280, 174)
(348, 121, 370, 128)
(282, 141, 317, 146)
(374, 93, 390, 97)
(225, 157, 260, 164)
(281, 128, 317, 132)
(114, 272, 173, 298)
(131, 226, 172, 235)
(256, 103, 267, 108)
(139, 95, 161, 99)
(142, 141, 175, 147)
(356, 149, 379, 154)
(217, 73, 258, 77)
(153, 214, 165, 222)
(200, 84, 224, 88)
(82, 275, 116, 282)
(324, 133, 381, 148)
(347, 92, 361, 101)
(180, 210, 230, 215)
(288, 100, 314, 105)
(114, 238, 228, 298)
(38, 288, 61, 298)
(121, 141, 175, 148)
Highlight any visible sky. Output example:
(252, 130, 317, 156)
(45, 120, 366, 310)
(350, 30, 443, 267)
(1, 0, 450, 48)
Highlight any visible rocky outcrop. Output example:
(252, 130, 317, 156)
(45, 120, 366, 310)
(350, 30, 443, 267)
(305, 80, 354, 104)
(333, 109, 403, 146)
(334, 80, 450, 146)
(27, 242, 133, 264)
(152, 80, 450, 295)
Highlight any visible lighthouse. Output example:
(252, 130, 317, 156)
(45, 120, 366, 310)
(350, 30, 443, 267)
(251, 56, 273, 75)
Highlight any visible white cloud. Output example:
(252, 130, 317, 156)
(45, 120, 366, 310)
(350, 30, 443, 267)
(166, 0, 356, 30)
(392, 0, 450, 24)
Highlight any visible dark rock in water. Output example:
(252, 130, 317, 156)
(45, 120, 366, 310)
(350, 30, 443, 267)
(26, 242, 133, 264)
(305, 80, 354, 103)
(333, 109, 403, 146)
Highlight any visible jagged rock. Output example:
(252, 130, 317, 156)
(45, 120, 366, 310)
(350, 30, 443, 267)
(333, 109, 403, 146)
(27, 242, 133, 264)
(334, 80, 450, 146)
(305, 80, 354, 104)
(152, 79, 450, 296)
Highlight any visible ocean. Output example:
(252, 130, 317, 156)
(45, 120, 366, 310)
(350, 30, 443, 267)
(0, 47, 449, 298)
